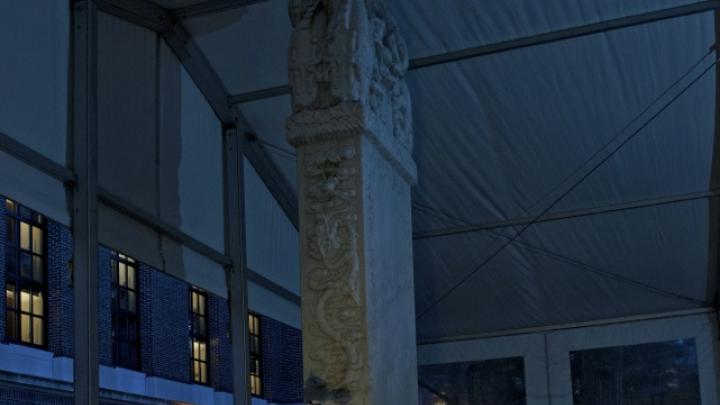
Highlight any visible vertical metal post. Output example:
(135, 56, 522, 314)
(224, 126, 250, 405)
(71, 1, 99, 404)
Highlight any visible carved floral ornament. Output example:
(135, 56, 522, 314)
(287, 0, 413, 151)
(303, 146, 367, 404)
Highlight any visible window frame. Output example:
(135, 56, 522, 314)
(110, 251, 140, 370)
(189, 287, 210, 385)
(249, 312, 263, 397)
(4, 198, 47, 348)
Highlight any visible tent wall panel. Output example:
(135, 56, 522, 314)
(0, 151, 69, 225)
(0, 0, 69, 165)
(177, 66, 224, 252)
(245, 158, 299, 295)
(248, 281, 301, 329)
(97, 11, 158, 215)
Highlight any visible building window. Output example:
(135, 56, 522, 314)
(190, 288, 209, 384)
(111, 252, 139, 370)
(4, 198, 46, 347)
(249, 313, 262, 397)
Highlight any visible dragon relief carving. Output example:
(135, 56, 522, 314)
(288, 0, 413, 150)
(303, 146, 366, 404)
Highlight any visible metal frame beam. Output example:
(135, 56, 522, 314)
(224, 126, 251, 405)
(417, 307, 716, 345)
(71, 1, 99, 403)
(94, 0, 299, 229)
(173, 0, 272, 20)
(228, 0, 720, 105)
(0, 132, 76, 185)
(413, 189, 720, 240)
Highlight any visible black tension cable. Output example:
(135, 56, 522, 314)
(416, 47, 716, 241)
(416, 54, 720, 321)
(412, 201, 713, 307)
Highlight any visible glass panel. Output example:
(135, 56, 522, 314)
(20, 253, 31, 279)
(192, 291, 198, 313)
(32, 317, 43, 345)
(19, 222, 30, 250)
(119, 289, 128, 311)
(199, 341, 206, 361)
(197, 317, 206, 336)
(200, 362, 207, 383)
(20, 290, 31, 312)
(6, 310, 17, 339)
(32, 292, 43, 316)
(127, 265, 135, 289)
(5, 198, 16, 213)
(6, 283, 15, 309)
(32, 256, 43, 282)
(18, 206, 31, 221)
(418, 357, 526, 405)
(6, 249, 17, 274)
(193, 340, 199, 359)
(31, 226, 42, 254)
(198, 294, 205, 316)
(128, 291, 136, 313)
(6, 217, 16, 245)
(20, 313, 30, 342)
(570, 338, 700, 405)
(118, 262, 127, 287)
(193, 360, 200, 382)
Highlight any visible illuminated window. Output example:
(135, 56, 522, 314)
(111, 252, 139, 369)
(4, 198, 46, 347)
(190, 288, 209, 384)
(249, 313, 262, 397)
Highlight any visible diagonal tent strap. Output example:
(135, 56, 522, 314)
(415, 47, 716, 241)
(416, 52, 720, 321)
(414, 202, 710, 307)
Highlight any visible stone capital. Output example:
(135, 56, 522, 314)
(286, 0, 416, 184)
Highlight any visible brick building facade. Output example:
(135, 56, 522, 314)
(0, 197, 303, 404)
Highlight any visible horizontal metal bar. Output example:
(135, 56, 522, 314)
(227, 85, 290, 105)
(413, 189, 720, 240)
(409, 0, 720, 70)
(173, 0, 272, 20)
(247, 271, 301, 306)
(0, 131, 76, 184)
(417, 307, 716, 346)
(94, 0, 172, 32)
(98, 187, 232, 266)
(227, 0, 720, 105)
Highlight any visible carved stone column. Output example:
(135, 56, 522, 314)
(287, 0, 418, 404)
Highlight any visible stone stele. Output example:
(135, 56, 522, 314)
(287, 0, 419, 404)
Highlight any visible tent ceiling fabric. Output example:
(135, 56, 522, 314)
(181, 1, 718, 340)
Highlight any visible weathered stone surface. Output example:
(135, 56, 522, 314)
(287, 1, 418, 403)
